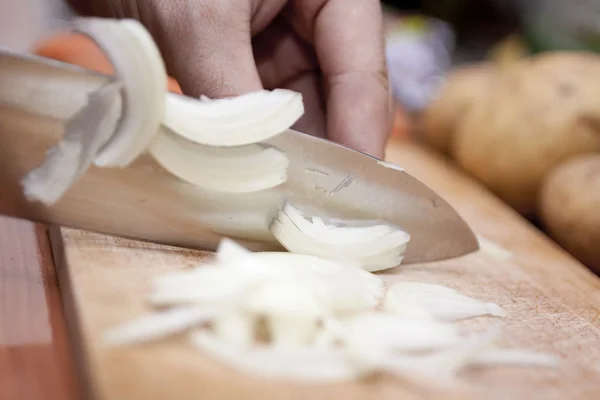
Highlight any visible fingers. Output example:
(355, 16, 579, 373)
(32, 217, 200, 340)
(283, 71, 326, 138)
(254, 17, 325, 137)
(155, 1, 263, 98)
(289, 0, 391, 158)
(68, 0, 265, 99)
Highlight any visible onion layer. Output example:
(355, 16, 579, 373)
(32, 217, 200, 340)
(149, 127, 289, 193)
(163, 90, 303, 147)
(269, 202, 410, 272)
(73, 17, 167, 167)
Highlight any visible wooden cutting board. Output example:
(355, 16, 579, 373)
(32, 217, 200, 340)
(51, 139, 600, 400)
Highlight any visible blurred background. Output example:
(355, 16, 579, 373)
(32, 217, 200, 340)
(382, 0, 600, 274)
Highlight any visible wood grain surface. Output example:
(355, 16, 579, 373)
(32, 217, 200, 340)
(50, 138, 600, 400)
(0, 216, 82, 400)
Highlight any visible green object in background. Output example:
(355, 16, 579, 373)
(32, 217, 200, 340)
(521, 0, 600, 54)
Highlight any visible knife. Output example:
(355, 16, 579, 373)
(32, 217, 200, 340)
(0, 49, 478, 264)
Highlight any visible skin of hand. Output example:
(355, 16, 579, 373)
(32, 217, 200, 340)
(67, 0, 393, 158)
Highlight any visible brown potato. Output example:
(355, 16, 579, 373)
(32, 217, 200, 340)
(452, 52, 600, 216)
(419, 63, 494, 155)
(539, 155, 600, 273)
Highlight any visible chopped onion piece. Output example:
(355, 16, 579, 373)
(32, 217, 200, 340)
(190, 330, 363, 381)
(385, 282, 506, 321)
(74, 18, 167, 167)
(212, 311, 255, 347)
(270, 202, 410, 272)
(103, 307, 216, 346)
(345, 313, 461, 353)
(149, 128, 289, 193)
(215, 238, 252, 264)
(382, 328, 500, 378)
(22, 80, 122, 205)
(243, 281, 325, 346)
(163, 90, 304, 147)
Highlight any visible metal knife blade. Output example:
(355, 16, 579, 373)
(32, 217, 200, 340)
(0, 49, 478, 263)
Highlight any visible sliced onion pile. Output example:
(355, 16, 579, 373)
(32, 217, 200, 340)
(270, 202, 410, 272)
(103, 239, 559, 384)
(22, 17, 303, 204)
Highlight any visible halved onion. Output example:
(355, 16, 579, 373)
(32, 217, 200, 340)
(270, 202, 410, 272)
(149, 127, 289, 193)
(74, 17, 167, 167)
(22, 80, 122, 205)
(163, 89, 304, 147)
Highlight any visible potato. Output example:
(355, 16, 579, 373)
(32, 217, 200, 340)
(452, 52, 600, 216)
(419, 63, 494, 155)
(539, 155, 600, 273)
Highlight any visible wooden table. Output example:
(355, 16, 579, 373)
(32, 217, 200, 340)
(1, 138, 600, 399)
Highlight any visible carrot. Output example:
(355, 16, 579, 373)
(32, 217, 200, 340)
(34, 31, 183, 94)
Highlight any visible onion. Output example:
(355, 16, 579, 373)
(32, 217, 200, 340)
(385, 282, 506, 321)
(74, 18, 167, 167)
(150, 244, 384, 315)
(22, 80, 122, 205)
(102, 238, 559, 384)
(243, 281, 324, 347)
(189, 330, 363, 382)
(269, 202, 410, 272)
(212, 310, 255, 347)
(163, 90, 304, 147)
(103, 307, 217, 346)
(381, 328, 501, 378)
(344, 313, 461, 354)
(149, 127, 289, 193)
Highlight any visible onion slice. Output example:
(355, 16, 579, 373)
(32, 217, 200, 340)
(385, 282, 506, 321)
(270, 202, 410, 272)
(74, 17, 167, 167)
(190, 330, 363, 382)
(22, 80, 122, 205)
(103, 307, 217, 346)
(163, 90, 304, 147)
(149, 128, 289, 193)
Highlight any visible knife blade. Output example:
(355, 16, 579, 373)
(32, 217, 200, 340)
(0, 49, 478, 264)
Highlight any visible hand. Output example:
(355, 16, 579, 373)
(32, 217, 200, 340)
(68, 0, 392, 158)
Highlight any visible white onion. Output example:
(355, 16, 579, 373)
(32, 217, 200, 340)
(149, 127, 289, 193)
(163, 90, 304, 147)
(269, 202, 410, 272)
(385, 282, 506, 321)
(103, 307, 217, 346)
(102, 238, 558, 385)
(74, 18, 167, 167)
(190, 330, 363, 382)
